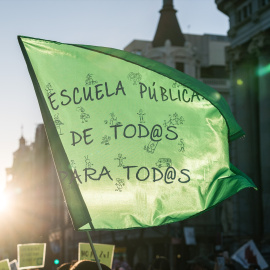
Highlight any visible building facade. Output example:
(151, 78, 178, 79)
(4, 125, 67, 269)
(124, 0, 230, 104)
(216, 0, 270, 262)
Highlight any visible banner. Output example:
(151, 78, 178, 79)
(231, 240, 269, 269)
(184, 227, 196, 245)
(18, 36, 256, 231)
(79, 243, 114, 268)
(17, 243, 46, 269)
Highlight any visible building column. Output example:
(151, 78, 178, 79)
(249, 33, 270, 238)
(226, 45, 262, 240)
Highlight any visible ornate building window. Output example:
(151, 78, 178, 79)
(236, 2, 252, 23)
(260, 0, 270, 7)
(176, 62, 184, 72)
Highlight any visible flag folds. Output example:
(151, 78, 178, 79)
(18, 36, 256, 231)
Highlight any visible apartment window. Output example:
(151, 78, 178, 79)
(200, 66, 228, 79)
(237, 10, 242, 22)
(176, 62, 184, 72)
(260, 0, 270, 7)
(237, 2, 252, 23)
(132, 50, 142, 55)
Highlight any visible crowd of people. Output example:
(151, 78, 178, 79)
(56, 254, 262, 270)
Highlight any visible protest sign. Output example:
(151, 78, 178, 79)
(231, 240, 268, 269)
(79, 243, 114, 268)
(0, 260, 10, 270)
(17, 243, 46, 269)
(184, 227, 196, 245)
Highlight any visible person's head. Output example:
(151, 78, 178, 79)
(57, 263, 72, 270)
(151, 257, 170, 270)
(70, 260, 111, 270)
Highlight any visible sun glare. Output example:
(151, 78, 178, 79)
(0, 193, 8, 212)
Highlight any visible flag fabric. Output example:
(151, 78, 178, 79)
(18, 36, 256, 231)
(231, 240, 269, 269)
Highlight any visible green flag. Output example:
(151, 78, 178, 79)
(18, 36, 256, 231)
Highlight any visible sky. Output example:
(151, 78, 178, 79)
(0, 0, 229, 191)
